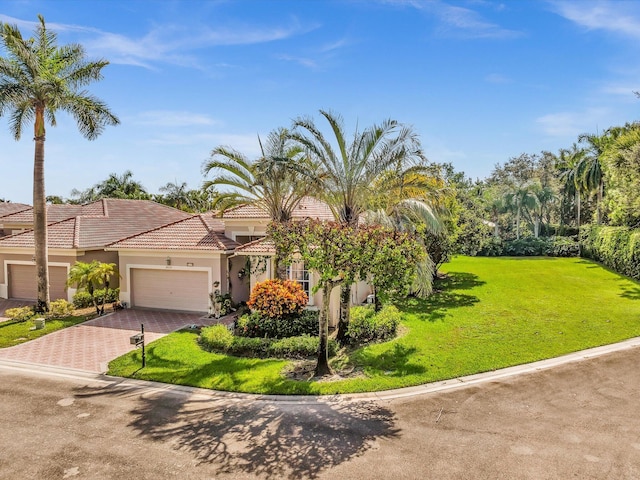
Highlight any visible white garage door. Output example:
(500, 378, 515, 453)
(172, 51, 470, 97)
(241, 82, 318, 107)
(9, 264, 68, 301)
(131, 268, 209, 312)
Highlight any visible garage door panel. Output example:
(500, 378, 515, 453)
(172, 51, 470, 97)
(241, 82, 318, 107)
(9, 264, 67, 301)
(131, 269, 209, 312)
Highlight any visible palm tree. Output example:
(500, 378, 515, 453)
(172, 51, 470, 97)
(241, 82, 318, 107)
(557, 144, 586, 231)
(577, 132, 616, 225)
(159, 180, 191, 211)
(202, 127, 318, 278)
(67, 260, 117, 315)
(71, 170, 147, 203)
(0, 16, 119, 311)
(524, 181, 556, 238)
(502, 179, 538, 239)
(364, 167, 445, 298)
(290, 110, 427, 340)
(290, 110, 426, 226)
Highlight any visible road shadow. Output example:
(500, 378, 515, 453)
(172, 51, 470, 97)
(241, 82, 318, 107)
(74, 384, 399, 479)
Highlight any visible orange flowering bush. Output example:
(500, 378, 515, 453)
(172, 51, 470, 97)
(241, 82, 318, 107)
(248, 279, 308, 319)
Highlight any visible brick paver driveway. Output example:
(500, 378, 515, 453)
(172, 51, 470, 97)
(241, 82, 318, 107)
(0, 306, 227, 373)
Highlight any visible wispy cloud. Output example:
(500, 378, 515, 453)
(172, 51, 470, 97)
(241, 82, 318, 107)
(550, 0, 640, 39)
(132, 111, 221, 128)
(485, 73, 512, 84)
(0, 14, 319, 69)
(536, 107, 610, 137)
(275, 54, 319, 69)
(379, 0, 522, 39)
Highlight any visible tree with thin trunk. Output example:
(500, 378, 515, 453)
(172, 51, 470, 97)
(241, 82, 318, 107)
(269, 220, 422, 376)
(0, 16, 119, 311)
(290, 110, 426, 340)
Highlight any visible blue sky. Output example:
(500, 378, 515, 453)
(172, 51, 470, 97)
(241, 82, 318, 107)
(1, 0, 639, 204)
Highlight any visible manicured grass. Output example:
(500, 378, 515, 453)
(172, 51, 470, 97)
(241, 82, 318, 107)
(0, 314, 94, 348)
(108, 256, 640, 395)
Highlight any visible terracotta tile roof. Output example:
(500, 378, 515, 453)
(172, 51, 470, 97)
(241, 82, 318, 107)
(234, 237, 275, 254)
(0, 203, 85, 223)
(108, 214, 240, 251)
(0, 202, 31, 218)
(222, 197, 335, 221)
(0, 199, 191, 250)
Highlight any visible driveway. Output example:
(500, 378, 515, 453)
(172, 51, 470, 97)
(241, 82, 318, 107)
(0, 306, 229, 372)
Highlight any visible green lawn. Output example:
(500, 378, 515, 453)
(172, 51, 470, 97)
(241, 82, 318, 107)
(108, 256, 640, 395)
(0, 314, 93, 348)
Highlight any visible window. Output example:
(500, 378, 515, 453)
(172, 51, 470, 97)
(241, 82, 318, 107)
(287, 262, 312, 305)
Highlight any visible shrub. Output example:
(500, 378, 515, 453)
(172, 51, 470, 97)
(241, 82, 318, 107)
(46, 299, 75, 319)
(235, 309, 319, 339)
(199, 324, 234, 351)
(581, 225, 640, 280)
(268, 335, 337, 359)
(347, 304, 401, 345)
(502, 237, 549, 256)
(477, 236, 579, 258)
(72, 288, 119, 308)
(4, 306, 35, 322)
(549, 236, 580, 257)
(72, 291, 93, 308)
(248, 279, 308, 319)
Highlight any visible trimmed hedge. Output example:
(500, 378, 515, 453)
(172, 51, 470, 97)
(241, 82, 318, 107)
(580, 225, 640, 280)
(199, 324, 336, 359)
(235, 309, 319, 339)
(72, 288, 119, 308)
(347, 304, 401, 345)
(478, 236, 579, 257)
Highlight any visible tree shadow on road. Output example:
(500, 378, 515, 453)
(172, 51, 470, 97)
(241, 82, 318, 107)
(74, 384, 399, 479)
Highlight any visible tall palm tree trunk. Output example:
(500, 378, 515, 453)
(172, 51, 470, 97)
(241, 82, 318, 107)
(33, 113, 49, 313)
(596, 179, 604, 225)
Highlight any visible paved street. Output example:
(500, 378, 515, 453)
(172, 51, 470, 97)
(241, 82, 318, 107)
(1, 344, 640, 479)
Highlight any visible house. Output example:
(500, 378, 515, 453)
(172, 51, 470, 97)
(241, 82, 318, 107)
(106, 214, 240, 313)
(0, 202, 32, 237)
(0, 197, 372, 324)
(0, 199, 191, 302)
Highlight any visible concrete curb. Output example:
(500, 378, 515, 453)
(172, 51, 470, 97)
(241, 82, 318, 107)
(1, 336, 639, 405)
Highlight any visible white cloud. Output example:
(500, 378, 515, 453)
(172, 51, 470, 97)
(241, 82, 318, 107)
(1, 14, 319, 70)
(550, 0, 640, 39)
(485, 73, 512, 84)
(132, 111, 220, 128)
(535, 108, 610, 137)
(275, 54, 319, 69)
(379, 0, 522, 39)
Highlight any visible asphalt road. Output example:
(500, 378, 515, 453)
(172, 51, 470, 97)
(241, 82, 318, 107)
(1, 347, 640, 480)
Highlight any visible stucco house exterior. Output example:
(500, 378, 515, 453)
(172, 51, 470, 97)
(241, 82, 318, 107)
(0, 197, 372, 325)
(0, 199, 191, 302)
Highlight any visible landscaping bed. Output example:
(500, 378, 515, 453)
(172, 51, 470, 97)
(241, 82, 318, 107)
(107, 256, 640, 395)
